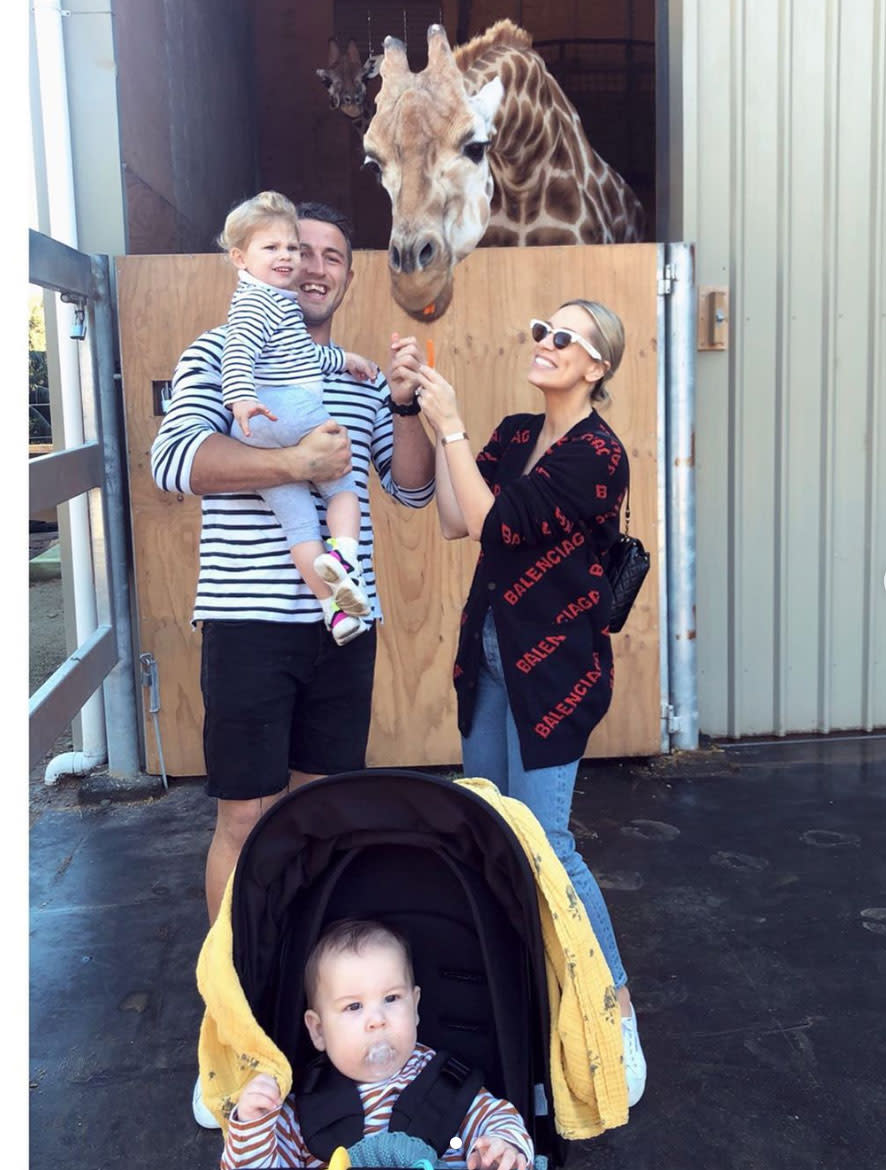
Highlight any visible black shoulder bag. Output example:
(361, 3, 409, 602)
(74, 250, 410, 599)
(605, 487, 650, 634)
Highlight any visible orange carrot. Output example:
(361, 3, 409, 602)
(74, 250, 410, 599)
(426, 339, 435, 368)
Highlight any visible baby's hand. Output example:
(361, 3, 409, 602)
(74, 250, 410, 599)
(344, 351, 379, 382)
(232, 398, 278, 438)
(467, 1136, 527, 1170)
(236, 1073, 283, 1123)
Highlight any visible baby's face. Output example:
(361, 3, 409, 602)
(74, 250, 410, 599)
(304, 942, 420, 1083)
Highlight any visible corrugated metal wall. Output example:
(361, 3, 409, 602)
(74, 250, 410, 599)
(670, 0, 886, 737)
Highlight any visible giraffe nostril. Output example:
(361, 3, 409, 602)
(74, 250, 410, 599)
(417, 242, 435, 269)
(390, 245, 402, 272)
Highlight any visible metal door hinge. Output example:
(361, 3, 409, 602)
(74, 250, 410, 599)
(658, 263, 676, 296)
(662, 702, 683, 734)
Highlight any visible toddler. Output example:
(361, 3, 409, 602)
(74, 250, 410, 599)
(219, 190, 377, 646)
(221, 919, 533, 1170)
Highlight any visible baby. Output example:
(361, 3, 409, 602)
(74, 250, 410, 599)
(219, 190, 377, 646)
(221, 919, 533, 1170)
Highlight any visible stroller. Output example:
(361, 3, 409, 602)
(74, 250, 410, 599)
(199, 769, 627, 1167)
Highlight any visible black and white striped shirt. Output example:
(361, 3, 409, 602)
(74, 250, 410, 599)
(151, 327, 434, 625)
(222, 272, 346, 405)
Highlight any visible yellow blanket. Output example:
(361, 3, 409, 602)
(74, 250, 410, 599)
(457, 778, 628, 1137)
(195, 777, 628, 1137)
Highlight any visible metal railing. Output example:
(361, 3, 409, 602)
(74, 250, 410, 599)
(28, 229, 140, 775)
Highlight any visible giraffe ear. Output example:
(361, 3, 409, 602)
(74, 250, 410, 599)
(327, 37, 342, 67)
(345, 39, 362, 65)
(361, 54, 382, 82)
(468, 77, 505, 134)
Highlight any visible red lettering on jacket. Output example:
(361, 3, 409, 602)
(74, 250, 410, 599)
(554, 506, 573, 533)
(553, 588, 602, 624)
(501, 536, 584, 602)
(532, 664, 604, 738)
(515, 634, 566, 674)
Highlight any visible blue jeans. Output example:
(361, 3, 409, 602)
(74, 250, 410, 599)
(461, 611, 628, 988)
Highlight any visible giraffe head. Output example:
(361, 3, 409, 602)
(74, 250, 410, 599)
(316, 38, 381, 126)
(362, 25, 504, 321)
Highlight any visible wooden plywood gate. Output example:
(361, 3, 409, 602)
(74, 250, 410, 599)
(118, 244, 662, 776)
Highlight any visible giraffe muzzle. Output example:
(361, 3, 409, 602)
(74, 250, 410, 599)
(388, 237, 438, 276)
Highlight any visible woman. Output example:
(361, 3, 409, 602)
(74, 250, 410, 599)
(412, 299, 646, 1107)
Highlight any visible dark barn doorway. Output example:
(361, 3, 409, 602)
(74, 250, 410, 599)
(112, 0, 658, 256)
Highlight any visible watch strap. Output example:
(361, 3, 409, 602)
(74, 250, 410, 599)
(385, 393, 421, 417)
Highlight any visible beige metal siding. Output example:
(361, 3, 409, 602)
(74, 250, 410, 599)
(671, 0, 886, 736)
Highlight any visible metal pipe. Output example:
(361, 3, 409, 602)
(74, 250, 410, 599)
(89, 254, 141, 777)
(33, 0, 108, 780)
(665, 242, 699, 749)
(656, 244, 672, 753)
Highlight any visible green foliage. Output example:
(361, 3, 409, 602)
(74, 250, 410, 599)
(30, 349, 48, 390)
(29, 294, 46, 352)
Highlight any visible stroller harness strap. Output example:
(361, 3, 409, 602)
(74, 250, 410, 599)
(390, 1052, 485, 1153)
(295, 1051, 485, 1161)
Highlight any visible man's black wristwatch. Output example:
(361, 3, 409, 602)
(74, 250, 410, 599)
(385, 393, 421, 416)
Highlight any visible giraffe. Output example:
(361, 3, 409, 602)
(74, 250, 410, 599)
(362, 20, 646, 321)
(316, 37, 381, 140)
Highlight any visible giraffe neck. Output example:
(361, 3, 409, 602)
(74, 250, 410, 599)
(462, 46, 644, 245)
(343, 108, 372, 143)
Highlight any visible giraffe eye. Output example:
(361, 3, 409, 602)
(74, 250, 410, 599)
(463, 141, 489, 164)
(362, 157, 382, 183)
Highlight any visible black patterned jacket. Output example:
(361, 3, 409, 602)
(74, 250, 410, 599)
(455, 410, 628, 770)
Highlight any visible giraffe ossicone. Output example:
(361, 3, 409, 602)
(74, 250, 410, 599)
(363, 19, 646, 322)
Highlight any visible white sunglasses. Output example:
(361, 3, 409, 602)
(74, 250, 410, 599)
(530, 318, 603, 362)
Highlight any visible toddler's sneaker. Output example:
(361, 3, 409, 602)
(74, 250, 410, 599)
(192, 1074, 221, 1130)
(314, 542, 370, 617)
(621, 1004, 647, 1107)
(322, 599, 368, 646)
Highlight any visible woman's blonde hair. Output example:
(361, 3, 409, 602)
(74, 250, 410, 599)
(216, 190, 299, 253)
(559, 299, 625, 407)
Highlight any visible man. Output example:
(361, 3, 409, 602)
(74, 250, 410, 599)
(151, 202, 435, 929)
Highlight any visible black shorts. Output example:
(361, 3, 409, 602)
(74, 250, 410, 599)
(200, 618, 377, 800)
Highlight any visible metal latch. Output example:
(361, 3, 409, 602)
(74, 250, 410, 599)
(139, 652, 168, 789)
(697, 286, 729, 350)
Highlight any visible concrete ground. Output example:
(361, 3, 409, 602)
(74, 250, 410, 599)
(28, 734, 886, 1170)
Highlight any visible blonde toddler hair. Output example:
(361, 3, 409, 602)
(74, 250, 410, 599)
(217, 190, 299, 253)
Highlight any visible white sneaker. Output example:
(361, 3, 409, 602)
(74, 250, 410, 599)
(192, 1074, 221, 1129)
(314, 547, 371, 617)
(621, 1005, 647, 1107)
(326, 606, 368, 646)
